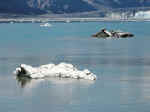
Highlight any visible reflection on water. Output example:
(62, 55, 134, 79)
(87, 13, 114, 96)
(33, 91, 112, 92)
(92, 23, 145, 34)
(16, 76, 95, 89)
(16, 76, 32, 88)
(15, 75, 96, 111)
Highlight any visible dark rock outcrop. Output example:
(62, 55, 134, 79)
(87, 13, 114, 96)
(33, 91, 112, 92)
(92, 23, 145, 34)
(92, 29, 134, 38)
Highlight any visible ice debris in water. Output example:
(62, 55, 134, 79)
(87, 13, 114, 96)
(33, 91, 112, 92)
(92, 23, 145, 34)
(14, 63, 97, 80)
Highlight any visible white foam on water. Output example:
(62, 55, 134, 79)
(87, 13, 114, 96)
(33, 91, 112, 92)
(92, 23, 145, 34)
(14, 63, 97, 80)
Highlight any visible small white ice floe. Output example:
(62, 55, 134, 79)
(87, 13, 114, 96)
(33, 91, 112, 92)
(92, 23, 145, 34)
(66, 19, 71, 23)
(14, 63, 97, 80)
(40, 23, 52, 27)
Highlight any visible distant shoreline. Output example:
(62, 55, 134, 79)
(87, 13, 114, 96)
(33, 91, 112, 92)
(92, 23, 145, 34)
(0, 17, 150, 23)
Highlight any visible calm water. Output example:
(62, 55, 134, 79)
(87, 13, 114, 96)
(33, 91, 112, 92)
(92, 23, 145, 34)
(0, 21, 150, 112)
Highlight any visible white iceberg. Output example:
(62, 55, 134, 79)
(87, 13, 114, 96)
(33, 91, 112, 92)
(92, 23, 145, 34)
(40, 23, 52, 27)
(14, 63, 97, 80)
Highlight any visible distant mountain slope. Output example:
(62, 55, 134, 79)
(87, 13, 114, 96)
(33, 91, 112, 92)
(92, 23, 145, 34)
(0, 0, 44, 14)
(95, 0, 150, 8)
(27, 0, 96, 13)
(0, 0, 150, 15)
(0, 0, 96, 14)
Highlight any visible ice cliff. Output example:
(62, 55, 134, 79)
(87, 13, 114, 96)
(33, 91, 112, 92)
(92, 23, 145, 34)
(134, 11, 150, 19)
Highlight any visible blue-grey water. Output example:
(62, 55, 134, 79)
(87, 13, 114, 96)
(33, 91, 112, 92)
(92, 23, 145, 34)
(0, 21, 150, 112)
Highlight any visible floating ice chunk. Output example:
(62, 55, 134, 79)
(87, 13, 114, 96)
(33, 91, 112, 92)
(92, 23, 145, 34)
(40, 23, 52, 27)
(14, 63, 97, 80)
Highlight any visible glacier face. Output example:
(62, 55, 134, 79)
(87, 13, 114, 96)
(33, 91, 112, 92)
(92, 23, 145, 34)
(134, 11, 150, 19)
(14, 63, 97, 81)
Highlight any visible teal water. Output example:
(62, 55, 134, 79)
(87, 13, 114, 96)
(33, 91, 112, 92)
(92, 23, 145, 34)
(0, 21, 150, 112)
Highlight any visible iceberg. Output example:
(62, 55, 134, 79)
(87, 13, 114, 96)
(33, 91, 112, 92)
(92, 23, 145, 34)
(40, 23, 52, 27)
(14, 63, 97, 80)
(92, 28, 134, 39)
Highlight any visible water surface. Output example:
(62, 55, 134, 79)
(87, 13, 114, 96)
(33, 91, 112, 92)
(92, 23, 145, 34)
(0, 21, 150, 112)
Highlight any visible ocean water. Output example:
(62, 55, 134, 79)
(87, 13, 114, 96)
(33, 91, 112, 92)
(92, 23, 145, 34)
(0, 21, 150, 112)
